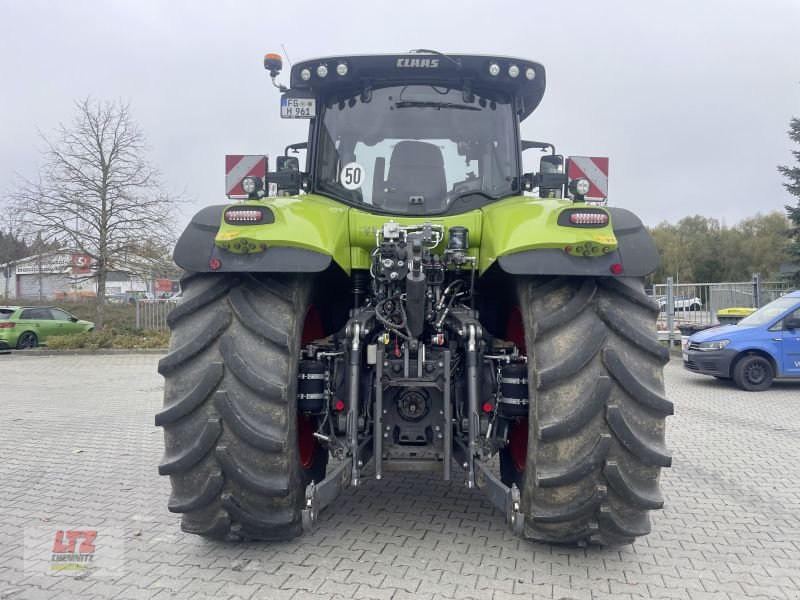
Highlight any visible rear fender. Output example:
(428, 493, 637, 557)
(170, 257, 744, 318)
(481, 197, 658, 277)
(173, 195, 351, 273)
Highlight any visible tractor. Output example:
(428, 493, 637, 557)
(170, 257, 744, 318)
(157, 51, 672, 546)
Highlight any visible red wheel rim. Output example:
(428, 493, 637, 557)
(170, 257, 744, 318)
(506, 307, 526, 354)
(301, 305, 324, 346)
(298, 305, 324, 470)
(508, 418, 528, 473)
(298, 415, 316, 469)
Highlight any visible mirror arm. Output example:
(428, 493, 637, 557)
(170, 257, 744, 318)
(284, 142, 307, 156)
(522, 140, 556, 154)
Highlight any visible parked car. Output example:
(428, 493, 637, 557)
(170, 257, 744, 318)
(0, 306, 94, 350)
(683, 291, 800, 390)
(658, 295, 702, 311)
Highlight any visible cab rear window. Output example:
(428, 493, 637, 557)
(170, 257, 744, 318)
(0, 309, 14, 320)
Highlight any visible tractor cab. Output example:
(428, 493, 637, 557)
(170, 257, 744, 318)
(264, 52, 567, 214)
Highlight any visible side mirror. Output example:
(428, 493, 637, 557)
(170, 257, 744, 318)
(530, 154, 567, 197)
(277, 156, 299, 172)
(266, 156, 302, 196)
(785, 317, 800, 330)
(70, 317, 79, 323)
(540, 154, 564, 175)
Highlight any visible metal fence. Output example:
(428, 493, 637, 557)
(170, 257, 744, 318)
(135, 299, 176, 331)
(652, 274, 796, 346)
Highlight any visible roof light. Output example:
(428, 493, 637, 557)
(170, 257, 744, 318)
(488, 62, 500, 76)
(263, 53, 283, 75)
(569, 212, 608, 225)
(300, 68, 311, 81)
(225, 209, 263, 223)
(525, 67, 536, 80)
(508, 64, 520, 78)
(336, 62, 348, 76)
(316, 64, 328, 78)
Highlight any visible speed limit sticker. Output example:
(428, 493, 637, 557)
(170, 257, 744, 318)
(340, 162, 364, 190)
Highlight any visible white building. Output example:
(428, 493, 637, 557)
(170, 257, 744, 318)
(1, 250, 151, 300)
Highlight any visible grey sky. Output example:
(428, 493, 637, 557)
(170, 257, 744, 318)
(1, 0, 799, 229)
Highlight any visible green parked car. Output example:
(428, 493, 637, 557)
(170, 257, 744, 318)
(0, 306, 94, 349)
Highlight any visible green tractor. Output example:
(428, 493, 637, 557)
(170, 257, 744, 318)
(157, 51, 672, 546)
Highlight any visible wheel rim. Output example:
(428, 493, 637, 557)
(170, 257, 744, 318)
(298, 415, 317, 469)
(745, 360, 767, 385)
(508, 418, 528, 473)
(298, 306, 324, 471)
(301, 305, 324, 346)
(506, 307, 526, 354)
(20, 333, 35, 349)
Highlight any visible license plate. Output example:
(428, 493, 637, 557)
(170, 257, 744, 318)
(281, 97, 315, 118)
(682, 352, 688, 362)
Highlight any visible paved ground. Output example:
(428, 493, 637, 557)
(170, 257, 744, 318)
(0, 353, 799, 600)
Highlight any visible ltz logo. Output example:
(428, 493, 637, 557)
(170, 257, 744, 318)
(51, 529, 97, 571)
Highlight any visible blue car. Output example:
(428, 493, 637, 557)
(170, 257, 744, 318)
(683, 290, 800, 391)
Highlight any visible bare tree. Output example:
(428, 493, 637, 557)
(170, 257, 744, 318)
(9, 98, 180, 326)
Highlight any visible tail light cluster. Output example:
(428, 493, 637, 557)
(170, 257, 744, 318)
(558, 208, 610, 228)
(570, 212, 608, 225)
(0, 322, 16, 328)
(224, 209, 263, 223)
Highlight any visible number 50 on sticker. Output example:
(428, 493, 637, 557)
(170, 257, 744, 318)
(341, 162, 364, 190)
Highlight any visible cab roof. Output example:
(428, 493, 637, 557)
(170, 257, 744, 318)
(288, 52, 547, 121)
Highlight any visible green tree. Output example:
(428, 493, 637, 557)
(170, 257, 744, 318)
(778, 116, 800, 283)
(647, 212, 789, 285)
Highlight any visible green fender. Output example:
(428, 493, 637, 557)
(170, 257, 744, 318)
(174, 195, 350, 273)
(481, 197, 660, 277)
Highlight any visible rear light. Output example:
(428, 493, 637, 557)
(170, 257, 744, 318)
(209, 258, 222, 270)
(482, 402, 493, 413)
(570, 212, 608, 225)
(610, 263, 624, 275)
(0, 322, 15, 328)
(225, 209, 263, 223)
(334, 399, 345, 411)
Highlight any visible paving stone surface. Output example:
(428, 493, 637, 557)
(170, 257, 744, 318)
(0, 353, 799, 599)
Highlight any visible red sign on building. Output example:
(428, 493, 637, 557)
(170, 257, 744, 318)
(155, 279, 173, 292)
(71, 253, 92, 275)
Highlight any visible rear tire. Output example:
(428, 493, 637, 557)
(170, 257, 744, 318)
(157, 272, 319, 541)
(732, 354, 773, 391)
(16, 332, 37, 350)
(513, 276, 672, 546)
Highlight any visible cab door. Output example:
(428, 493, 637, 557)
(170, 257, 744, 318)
(782, 307, 800, 376)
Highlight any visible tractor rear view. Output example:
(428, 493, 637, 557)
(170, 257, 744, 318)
(157, 51, 672, 545)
